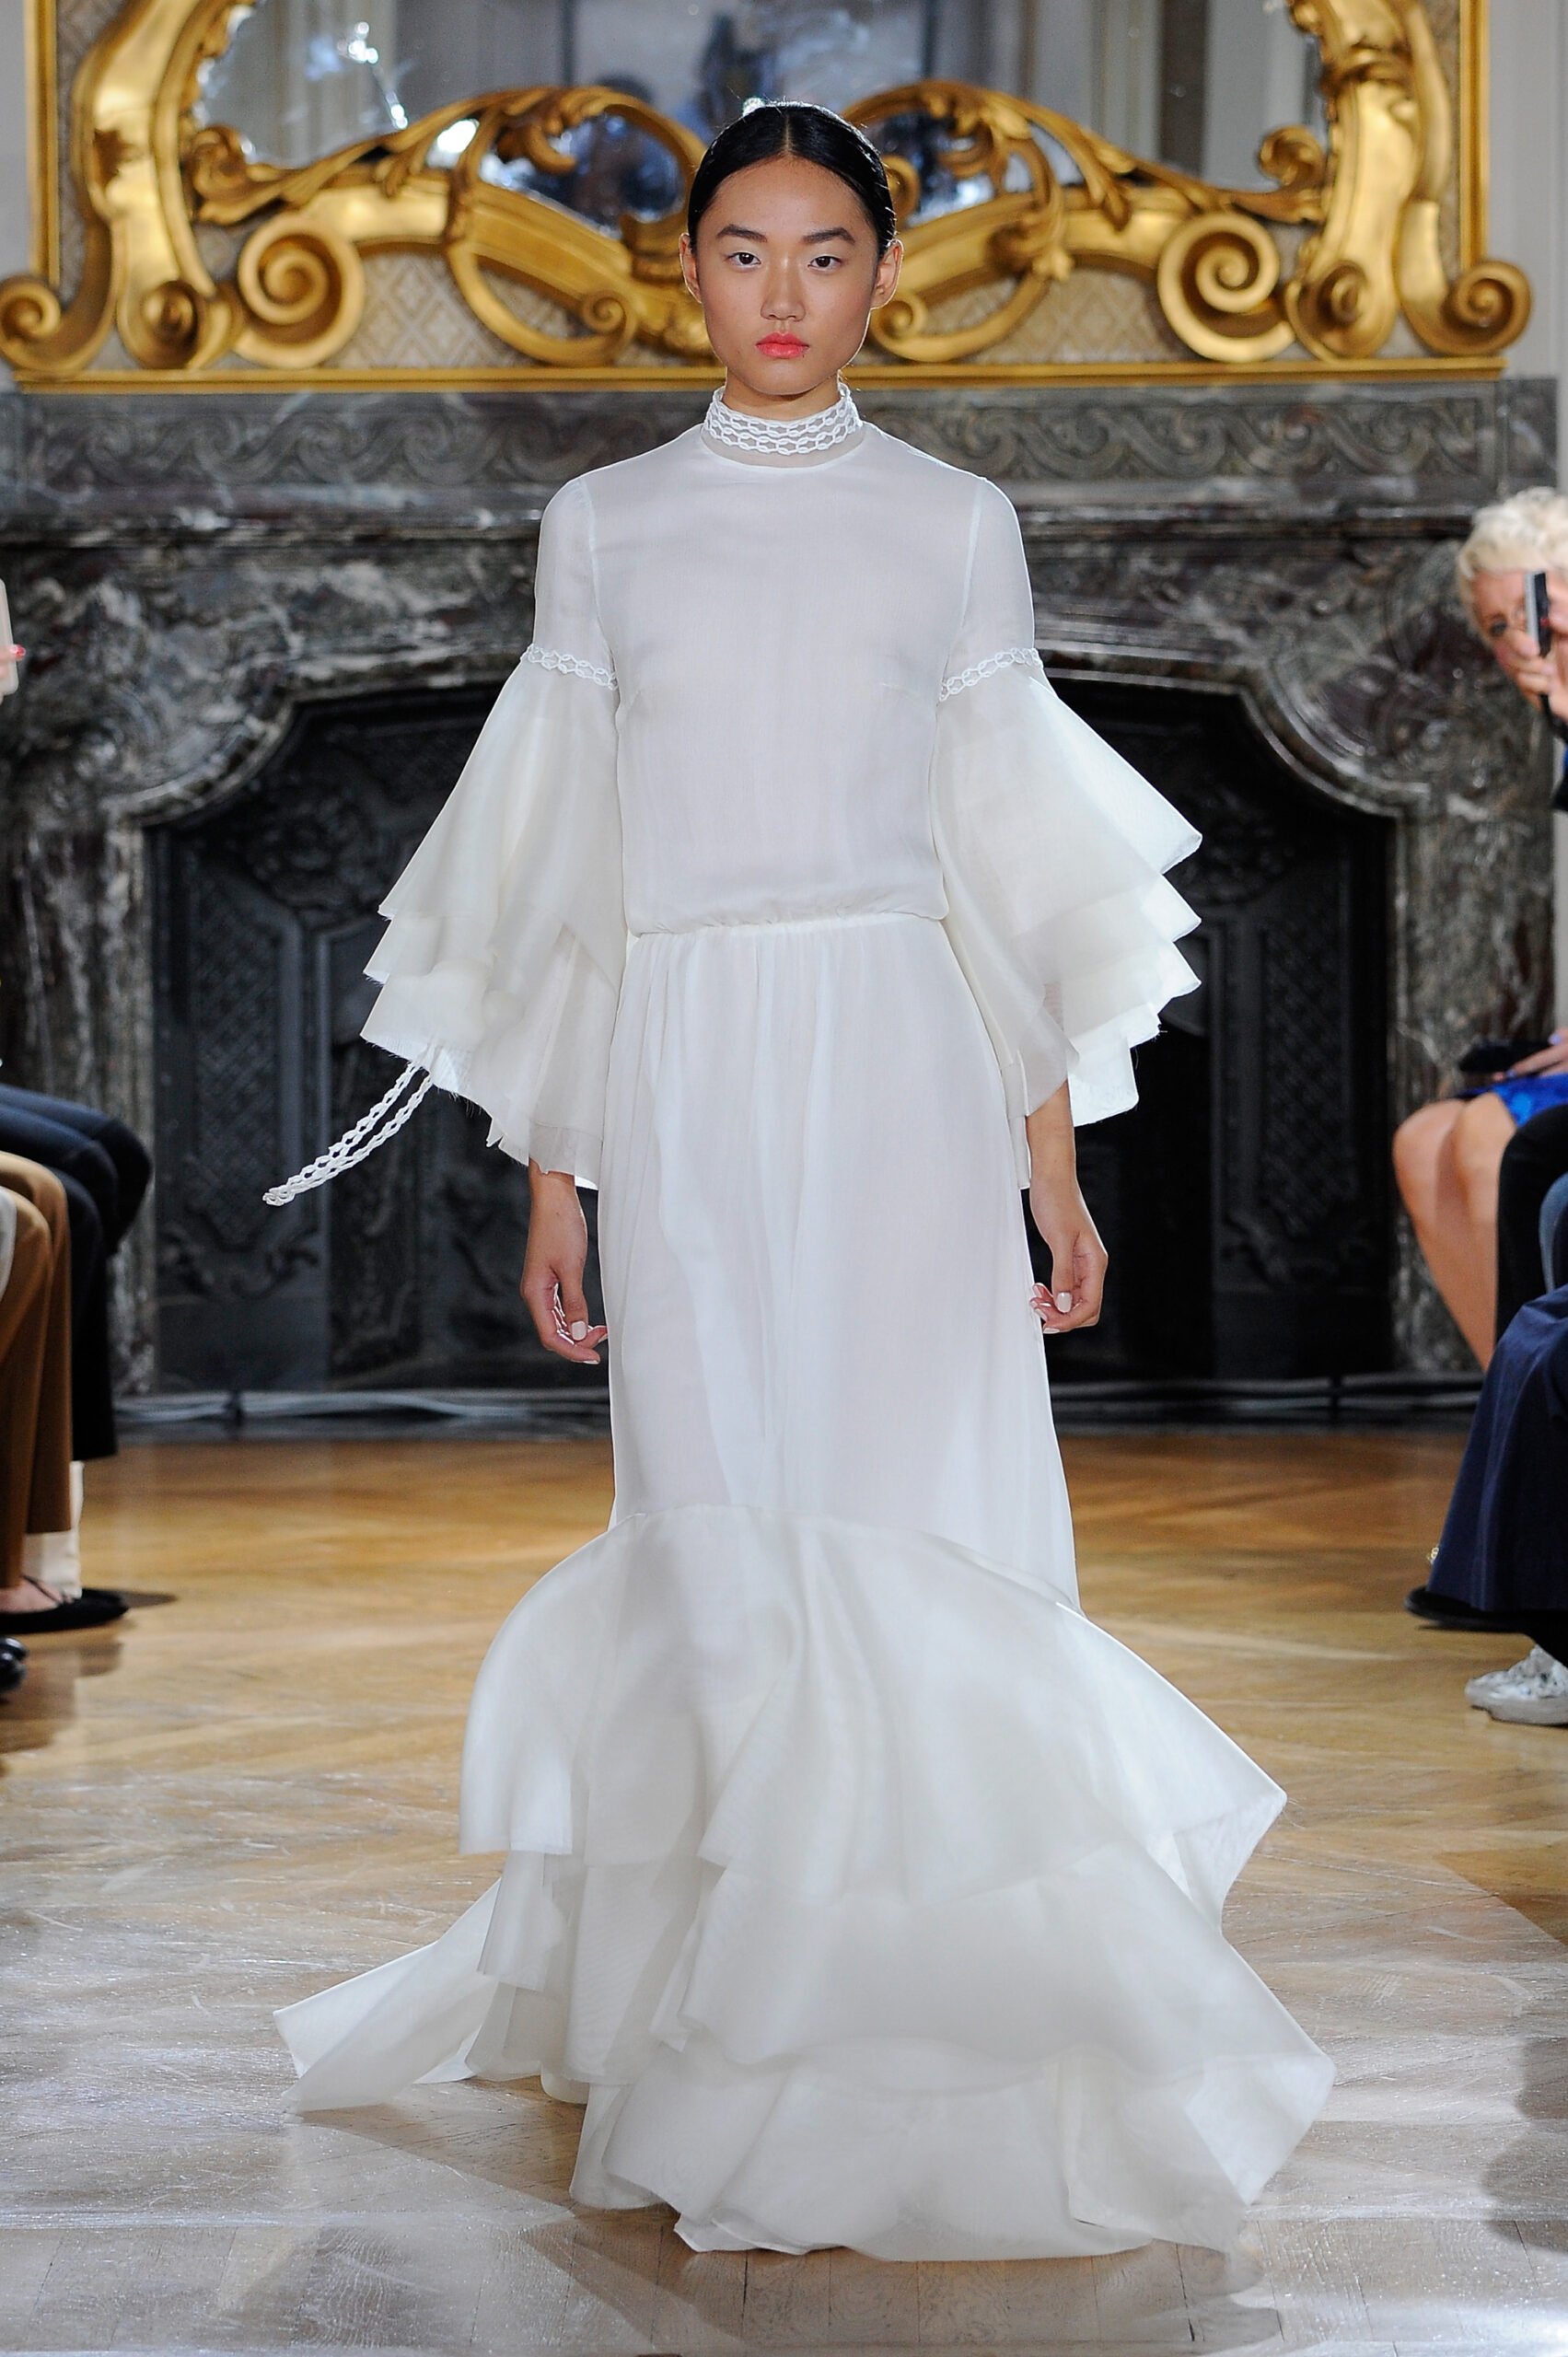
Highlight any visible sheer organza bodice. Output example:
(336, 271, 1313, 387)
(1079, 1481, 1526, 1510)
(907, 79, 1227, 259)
(359, 401, 1200, 1189)
(598, 424, 963, 934)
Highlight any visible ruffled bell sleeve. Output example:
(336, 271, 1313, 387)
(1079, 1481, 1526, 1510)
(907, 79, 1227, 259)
(931, 481, 1202, 1184)
(360, 475, 626, 1188)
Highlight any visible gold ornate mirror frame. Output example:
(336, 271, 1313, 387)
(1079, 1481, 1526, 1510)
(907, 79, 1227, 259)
(4, 0, 1531, 387)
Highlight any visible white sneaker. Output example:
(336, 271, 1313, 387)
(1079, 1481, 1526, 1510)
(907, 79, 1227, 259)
(1465, 1655, 1529, 1705)
(1465, 1647, 1568, 1724)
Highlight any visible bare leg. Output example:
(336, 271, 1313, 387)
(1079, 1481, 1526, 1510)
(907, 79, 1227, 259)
(1393, 1097, 1511, 1366)
(1393, 1099, 1460, 1236)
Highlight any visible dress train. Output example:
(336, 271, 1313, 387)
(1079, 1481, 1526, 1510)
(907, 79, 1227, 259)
(278, 1501, 1332, 2259)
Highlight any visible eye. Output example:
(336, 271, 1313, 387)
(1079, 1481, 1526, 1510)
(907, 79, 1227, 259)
(808, 253, 843, 270)
(724, 248, 760, 267)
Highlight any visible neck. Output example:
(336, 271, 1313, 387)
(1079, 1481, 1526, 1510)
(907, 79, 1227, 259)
(717, 369, 846, 421)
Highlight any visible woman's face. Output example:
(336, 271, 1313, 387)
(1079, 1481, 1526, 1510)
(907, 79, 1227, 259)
(1469, 565, 1568, 686)
(679, 153, 901, 412)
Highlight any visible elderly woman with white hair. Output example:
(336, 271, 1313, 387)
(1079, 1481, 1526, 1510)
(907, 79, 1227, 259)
(1399, 490, 1568, 1727)
(1392, 486, 1568, 1366)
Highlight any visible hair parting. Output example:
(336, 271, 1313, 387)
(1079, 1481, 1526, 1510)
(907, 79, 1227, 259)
(686, 100, 898, 258)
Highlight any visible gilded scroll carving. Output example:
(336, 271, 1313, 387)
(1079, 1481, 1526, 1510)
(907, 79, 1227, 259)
(0, 0, 1530, 382)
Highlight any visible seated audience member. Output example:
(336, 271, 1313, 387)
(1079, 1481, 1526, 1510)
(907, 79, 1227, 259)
(1393, 487, 1568, 1365)
(0, 1080, 152, 1474)
(1409, 1275, 1568, 1725)
(1542, 1175, 1568, 1290)
(0, 1189, 23, 1673)
(0, 1156, 124, 1633)
(0, 1079, 149, 1630)
(1495, 1100, 1568, 1338)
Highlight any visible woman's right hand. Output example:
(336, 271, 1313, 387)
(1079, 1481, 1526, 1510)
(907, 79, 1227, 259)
(1508, 642, 1568, 723)
(520, 1165, 609, 1365)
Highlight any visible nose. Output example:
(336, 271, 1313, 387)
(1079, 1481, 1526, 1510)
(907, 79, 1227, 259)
(761, 262, 806, 322)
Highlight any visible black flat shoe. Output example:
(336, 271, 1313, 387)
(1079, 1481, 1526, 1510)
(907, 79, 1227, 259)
(0, 1583, 130, 1636)
(1403, 1584, 1527, 1632)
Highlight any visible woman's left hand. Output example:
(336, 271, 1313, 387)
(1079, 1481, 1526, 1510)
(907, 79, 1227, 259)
(1508, 1028, 1568, 1077)
(1026, 1183, 1108, 1334)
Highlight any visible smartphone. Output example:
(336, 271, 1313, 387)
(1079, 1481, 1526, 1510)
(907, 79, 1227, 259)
(1538, 568, 1568, 787)
(1458, 1035, 1551, 1078)
(1529, 567, 1553, 659)
(1527, 567, 1559, 738)
(0, 583, 16, 698)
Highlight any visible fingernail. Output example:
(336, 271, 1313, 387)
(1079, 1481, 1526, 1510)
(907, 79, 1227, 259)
(570, 1320, 587, 1340)
(1055, 1292, 1073, 1313)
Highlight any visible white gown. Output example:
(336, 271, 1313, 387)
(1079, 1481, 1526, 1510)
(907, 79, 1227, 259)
(274, 386, 1333, 2260)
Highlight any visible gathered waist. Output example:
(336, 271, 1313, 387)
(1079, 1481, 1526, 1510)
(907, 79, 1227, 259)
(626, 908, 943, 945)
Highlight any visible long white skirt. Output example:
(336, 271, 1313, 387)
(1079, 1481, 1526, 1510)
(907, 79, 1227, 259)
(277, 910, 1333, 2259)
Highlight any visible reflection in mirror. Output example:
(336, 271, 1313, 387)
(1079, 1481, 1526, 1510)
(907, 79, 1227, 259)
(195, 0, 1326, 223)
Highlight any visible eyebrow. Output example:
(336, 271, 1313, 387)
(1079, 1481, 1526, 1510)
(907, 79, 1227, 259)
(713, 223, 858, 245)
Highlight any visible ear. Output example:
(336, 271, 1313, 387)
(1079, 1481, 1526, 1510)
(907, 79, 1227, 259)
(870, 236, 903, 309)
(679, 229, 700, 304)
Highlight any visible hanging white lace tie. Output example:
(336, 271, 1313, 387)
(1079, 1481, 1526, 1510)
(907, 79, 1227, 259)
(262, 1062, 434, 1206)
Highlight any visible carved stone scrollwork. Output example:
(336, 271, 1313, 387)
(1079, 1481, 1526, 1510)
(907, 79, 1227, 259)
(0, 0, 1528, 383)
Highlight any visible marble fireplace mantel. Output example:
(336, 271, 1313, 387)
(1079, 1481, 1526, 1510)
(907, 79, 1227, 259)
(0, 376, 1555, 1387)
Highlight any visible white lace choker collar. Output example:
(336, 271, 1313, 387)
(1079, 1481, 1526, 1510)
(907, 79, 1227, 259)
(701, 381, 863, 457)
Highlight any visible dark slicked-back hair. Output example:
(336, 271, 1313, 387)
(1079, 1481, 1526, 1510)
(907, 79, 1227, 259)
(686, 101, 898, 257)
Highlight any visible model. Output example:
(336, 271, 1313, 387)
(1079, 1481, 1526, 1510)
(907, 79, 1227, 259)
(271, 100, 1333, 2260)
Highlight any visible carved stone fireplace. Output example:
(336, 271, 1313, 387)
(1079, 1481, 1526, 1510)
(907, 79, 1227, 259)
(0, 377, 1555, 1399)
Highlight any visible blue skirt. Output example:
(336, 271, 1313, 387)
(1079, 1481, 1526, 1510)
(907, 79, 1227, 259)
(1485, 1071, 1568, 1127)
(1430, 1285, 1568, 1614)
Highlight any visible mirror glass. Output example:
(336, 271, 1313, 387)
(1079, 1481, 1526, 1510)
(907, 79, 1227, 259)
(196, 0, 1327, 221)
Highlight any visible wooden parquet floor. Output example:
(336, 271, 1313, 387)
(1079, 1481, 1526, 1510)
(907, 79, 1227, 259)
(2, 1428, 1566, 2355)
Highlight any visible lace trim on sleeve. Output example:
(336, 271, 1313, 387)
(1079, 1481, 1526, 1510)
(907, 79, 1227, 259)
(938, 645, 1045, 702)
(523, 642, 617, 691)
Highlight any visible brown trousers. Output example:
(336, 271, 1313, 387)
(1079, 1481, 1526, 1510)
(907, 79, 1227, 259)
(0, 1154, 73, 1584)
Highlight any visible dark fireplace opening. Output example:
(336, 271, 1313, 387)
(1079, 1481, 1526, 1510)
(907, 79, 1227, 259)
(151, 672, 1389, 1397)
(1046, 678, 1391, 1387)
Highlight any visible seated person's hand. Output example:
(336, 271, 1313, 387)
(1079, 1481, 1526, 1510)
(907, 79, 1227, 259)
(1508, 1028, 1568, 1077)
(1471, 564, 1568, 720)
(1510, 640, 1568, 724)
